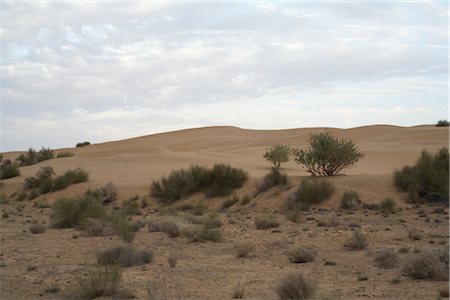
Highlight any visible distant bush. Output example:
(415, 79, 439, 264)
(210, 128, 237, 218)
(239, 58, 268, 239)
(153, 220, 181, 238)
(182, 227, 223, 242)
(256, 168, 288, 195)
(235, 242, 255, 258)
(88, 182, 117, 204)
(121, 198, 140, 215)
(76, 264, 122, 299)
(50, 196, 107, 228)
(16, 147, 54, 166)
(436, 120, 449, 127)
(254, 217, 279, 230)
(56, 152, 74, 158)
(394, 147, 449, 202)
(263, 144, 291, 169)
(344, 231, 368, 250)
(222, 196, 239, 209)
(97, 245, 153, 267)
(374, 248, 399, 269)
(151, 164, 248, 203)
(286, 180, 334, 211)
(276, 271, 315, 300)
(380, 198, 396, 216)
(76, 141, 91, 148)
(408, 228, 422, 241)
(23, 167, 88, 195)
(29, 224, 46, 234)
(0, 159, 20, 179)
(317, 214, 339, 227)
(402, 247, 448, 280)
(293, 130, 364, 176)
(288, 247, 315, 263)
(340, 190, 361, 209)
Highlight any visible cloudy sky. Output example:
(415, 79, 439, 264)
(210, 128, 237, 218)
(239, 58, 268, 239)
(2, 1, 448, 152)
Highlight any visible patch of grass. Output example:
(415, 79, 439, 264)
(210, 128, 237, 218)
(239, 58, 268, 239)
(254, 217, 280, 230)
(286, 180, 334, 211)
(235, 242, 255, 258)
(29, 224, 46, 234)
(380, 198, 396, 216)
(402, 247, 449, 280)
(288, 247, 315, 263)
(222, 196, 239, 209)
(340, 190, 361, 209)
(56, 152, 74, 158)
(97, 245, 153, 267)
(374, 248, 399, 269)
(256, 168, 288, 194)
(151, 164, 248, 204)
(76, 264, 122, 299)
(344, 231, 368, 250)
(0, 159, 21, 179)
(276, 271, 315, 300)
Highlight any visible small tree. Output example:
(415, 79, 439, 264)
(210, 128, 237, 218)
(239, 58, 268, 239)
(436, 120, 449, 127)
(293, 131, 364, 176)
(262, 144, 291, 169)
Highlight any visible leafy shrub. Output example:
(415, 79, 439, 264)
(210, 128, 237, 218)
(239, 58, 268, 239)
(263, 144, 291, 168)
(76, 141, 91, 148)
(16, 147, 54, 166)
(0, 159, 20, 179)
(235, 242, 255, 258)
(340, 190, 361, 209)
(56, 152, 74, 158)
(29, 224, 46, 234)
(88, 182, 117, 204)
(374, 248, 399, 268)
(344, 231, 368, 250)
(288, 248, 315, 263)
(111, 213, 135, 243)
(254, 217, 279, 230)
(256, 168, 288, 194)
(436, 120, 449, 127)
(402, 247, 449, 280)
(394, 148, 449, 202)
(24, 167, 88, 195)
(121, 198, 140, 215)
(76, 264, 122, 299)
(50, 196, 107, 228)
(293, 131, 364, 176)
(151, 164, 248, 203)
(276, 271, 315, 300)
(97, 245, 153, 267)
(380, 198, 396, 215)
(286, 180, 334, 211)
(222, 196, 239, 209)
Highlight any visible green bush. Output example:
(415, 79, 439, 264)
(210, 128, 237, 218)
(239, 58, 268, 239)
(393, 147, 449, 202)
(340, 190, 361, 209)
(286, 180, 334, 211)
(436, 120, 449, 127)
(76, 264, 122, 299)
(380, 198, 396, 215)
(256, 168, 288, 194)
(111, 213, 135, 243)
(151, 164, 248, 203)
(0, 159, 21, 179)
(24, 167, 89, 195)
(16, 147, 54, 166)
(50, 196, 107, 228)
(56, 152, 74, 158)
(263, 144, 291, 168)
(76, 141, 91, 148)
(293, 131, 364, 176)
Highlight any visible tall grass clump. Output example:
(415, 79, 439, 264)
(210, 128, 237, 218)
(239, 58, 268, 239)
(394, 147, 449, 202)
(0, 159, 21, 179)
(380, 198, 396, 216)
(286, 180, 334, 211)
(76, 264, 122, 299)
(256, 168, 288, 195)
(151, 164, 248, 203)
(16, 147, 55, 166)
(276, 271, 315, 300)
(340, 190, 361, 209)
(97, 245, 152, 267)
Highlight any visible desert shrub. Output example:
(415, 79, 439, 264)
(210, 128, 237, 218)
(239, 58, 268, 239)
(191, 203, 206, 215)
(16, 192, 27, 201)
(167, 254, 177, 268)
(121, 198, 140, 215)
(111, 213, 135, 243)
(151, 164, 248, 203)
(130, 219, 145, 232)
(0, 154, 2, 162)
(235, 242, 255, 258)
(288, 248, 315, 263)
(29, 224, 46, 234)
(83, 218, 112, 236)
(276, 271, 315, 300)
(340, 190, 361, 209)
(286, 180, 334, 211)
(292, 131, 364, 176)
(16, 147, 54, 166)
(436, 119, 449, 127)
(50, 196, 107, 228)
(76, 264, 122, 299)
(408, 228, 422, 240)
(76, 141, 91, 148)
(28, 189, 38, 200)
(37, 147, 54, 162)
(97, 245, 153, 267)
(182, 227, 223, 242)
(222, 196, 239, 209)
(285, 209, 302, 223)
(256, 168, 288, 194)
(189, 216, 223, 229)
(56, 152, 74, 158)
(317, 214, 339, 227)
(394, 147, 449, 202)
(263, 144, 291, 168)
(232, 283, 245, 299)
(439, 286, 449, 298)
(374, 248, 399, 268)
(255, 217, 280, 230)
(0, 159, 20, 179)
(380, 198, 396, 215)
(402, 247, 449, 280)
(344, 231, 368, 250)
(155, 220, 181, 237)
(241, 195, 251, 205)
(89, 182, 117, 204)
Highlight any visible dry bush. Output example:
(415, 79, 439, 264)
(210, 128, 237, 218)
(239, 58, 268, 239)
(255, 217, 280, 230)
(76, 264, 122, 299)
(222, 196, 239, 209)
(182, 226, 223, 242)
(439, 286, 449, 298)
(256, 168, 288, 195)
(317, 215, 339, 227)
(402, 247, 449, 280)
(130, 219, 146, 232)
(89, 182, 117, 204)
(288, 247, 315, 263)
(232, 283, 245, 299)
(340, 190, 361, 209)
(187, 216, 223, 229)
(167, 254, 177, 268)
(29, 224, 46, 234)
(97, 245, 153, 267)
(276, 271, 315, 300)
(83, 218, 111, 236)
(235, 242, 255, 258)
(286, 180, 334, 211)
(374, 248, 400, 268)
(344, 231, 368, 250)
(380, 198, 396, 215)
(147, 276, 182, 300)
(158, 220, 181, 237)
(408, 228, 422, 240)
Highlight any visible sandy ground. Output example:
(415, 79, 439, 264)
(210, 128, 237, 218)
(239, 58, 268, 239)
(0, 125, 448, 299)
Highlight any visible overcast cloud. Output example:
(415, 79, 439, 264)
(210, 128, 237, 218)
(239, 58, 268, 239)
(1, 1, 448, 151)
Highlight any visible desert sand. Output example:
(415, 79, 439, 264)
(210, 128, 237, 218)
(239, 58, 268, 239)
(0, 125, 448, 299)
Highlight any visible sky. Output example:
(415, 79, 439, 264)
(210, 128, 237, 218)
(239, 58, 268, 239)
(1, 1, 448, 152)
